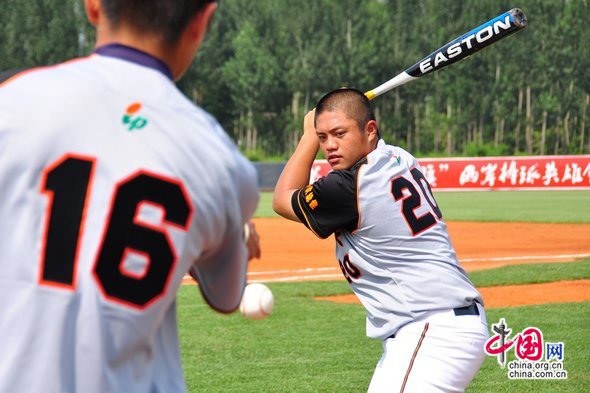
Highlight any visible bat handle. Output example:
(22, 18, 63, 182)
(365, 90, 377, 100)
(365, 72, 416, 101)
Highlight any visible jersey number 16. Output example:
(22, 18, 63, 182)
(39, 154, 192, 310)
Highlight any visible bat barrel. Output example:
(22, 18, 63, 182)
(405, 9, 528, 79)
(365, 9, 528, 101)
(511, 8, 528, 28)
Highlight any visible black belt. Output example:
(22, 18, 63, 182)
(387, 302, 481, 339)
(453, 302, 480, 316)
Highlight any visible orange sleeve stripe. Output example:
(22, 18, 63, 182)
(0, 68, 37, 88)
(296, 188, 323, 239)
(0, 54, 96, 88)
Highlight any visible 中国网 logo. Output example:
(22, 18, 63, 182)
(485, 318, 567, 380)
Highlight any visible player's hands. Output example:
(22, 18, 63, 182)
(244, 220, 261, 260)
(303, 108, 316, 138)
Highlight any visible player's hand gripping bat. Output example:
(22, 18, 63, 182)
(365, 8, 527, 100)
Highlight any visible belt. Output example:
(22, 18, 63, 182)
(387, 302, 482, 339)
(453, 302, 480, 316)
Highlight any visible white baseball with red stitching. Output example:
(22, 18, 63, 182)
(239, 283, 274, 320)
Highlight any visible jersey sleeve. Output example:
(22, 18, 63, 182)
(291, 170, 358, 239)
(189, 115, 259, 314)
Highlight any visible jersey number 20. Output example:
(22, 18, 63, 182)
(391, 167, 442, 236)
(39, 154, 192, 309)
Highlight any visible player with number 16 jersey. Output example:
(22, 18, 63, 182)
(0, 1, 260, 392)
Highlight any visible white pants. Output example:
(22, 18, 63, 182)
(368, 303, 489, 393)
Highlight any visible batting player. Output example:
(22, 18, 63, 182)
(273, 88, 488, 392)
(0, 1, 260, 392)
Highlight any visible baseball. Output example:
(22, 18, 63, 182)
(239, 283, 274, 320)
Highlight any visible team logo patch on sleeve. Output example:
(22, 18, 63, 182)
(122, 102, 149, 131)
(304, 184, 318, 210)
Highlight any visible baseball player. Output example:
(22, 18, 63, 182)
(273, 88, 488, 392)
(0, 1, 260, 392)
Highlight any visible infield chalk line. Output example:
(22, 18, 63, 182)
(247, 267, 337, 276)
(460, 253, 590, 263)
(248, 274, 343, 283)
(183, 252, 590, 284)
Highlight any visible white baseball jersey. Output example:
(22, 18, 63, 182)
(292, 139, 482, 339)
(0, 44, 258, 393)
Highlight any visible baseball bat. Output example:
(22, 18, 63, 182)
(365, 8, 527, 100)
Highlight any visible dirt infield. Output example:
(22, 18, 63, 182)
(318, 280, 590, 308)
(246, 218, 590, 308)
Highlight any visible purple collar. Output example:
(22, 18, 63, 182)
(93, 43, 173, 80)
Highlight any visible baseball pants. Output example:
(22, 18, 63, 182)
(367, 303, 488, 393)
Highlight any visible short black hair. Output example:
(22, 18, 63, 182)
(315, 87, 377, 133)
(100, 0, 217, 44)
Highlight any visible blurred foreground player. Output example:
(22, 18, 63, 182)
(0, 0, 260, 392)
(273, 88, 488, 392)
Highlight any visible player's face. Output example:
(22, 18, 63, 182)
(315, 110, 374, 170)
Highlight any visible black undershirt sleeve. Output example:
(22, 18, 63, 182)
(291, 169, 359, 239)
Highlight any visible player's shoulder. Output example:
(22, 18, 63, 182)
(0, 67, 43, 91)
(177, 100, 240, 157)
(174, 99, 255, 181)
(315, 164, 360, 195)
(293, 166, 361, 238)
(366, 140, 419, 169)
(1, 56, 95, 88)
(308, 165, 359, 216)
(0, 69, 27, 85)
(0, 57, 102, 116)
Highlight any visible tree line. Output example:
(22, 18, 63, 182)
(1, 0, 588, 159)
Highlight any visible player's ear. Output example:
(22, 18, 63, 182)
(187, 2, 218, 46)
(172, 2, 218, 81)
(365, 120, 378, 143)
(84, 0, 101, 26)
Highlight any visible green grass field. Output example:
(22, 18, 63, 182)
(181, 191, 590, 392)
(179, 260, 590, 392)
(254, 190, 590, 222)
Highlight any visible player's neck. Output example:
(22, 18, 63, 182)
(369, 136, 380, 152)
(94, 26, 183, 80)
